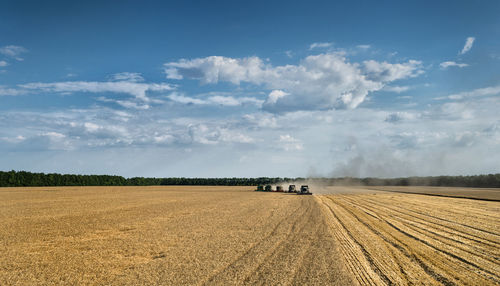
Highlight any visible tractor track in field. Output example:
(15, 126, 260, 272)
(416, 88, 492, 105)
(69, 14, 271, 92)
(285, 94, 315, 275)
(322, 197, 440, 285)
(340, 196, 500, 267)
(317, 192, 500, 285)
(203, 196, 352, 286)
(202, 204, 307, 285)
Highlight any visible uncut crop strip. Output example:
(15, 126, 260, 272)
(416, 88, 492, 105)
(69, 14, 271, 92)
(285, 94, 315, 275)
(316, 193, 500, 285)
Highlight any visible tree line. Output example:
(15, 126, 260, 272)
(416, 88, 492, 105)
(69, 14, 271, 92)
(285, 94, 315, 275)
(0, 170, 499, 188)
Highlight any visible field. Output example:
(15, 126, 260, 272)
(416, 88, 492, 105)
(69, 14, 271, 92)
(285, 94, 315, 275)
(0, 186, 499, 285)
(317, 187, 500, 285)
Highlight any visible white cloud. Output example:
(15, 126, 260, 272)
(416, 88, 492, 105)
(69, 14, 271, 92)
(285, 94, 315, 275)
(285, 50, 293, 58)
(356, 45, 371, 50)
(445, 85, 500, 100)
(440, 61, 468, 69)
(0, 45, 28, 61)
(167, 92, 263, 107)
(459, 37, 475, 55)
(0, 86, 29, 96)
(279, 134, 303, 151)
(96, 96, 151, 110)
(363, 60, 423, 81)
(164, 53, 423, 112)
(188, 124, 254, 144)
(266, 90, 289, 104)
(110, 72, 144, 82)
(19, 80, 173, 102)
(385, 111, 419, 123)
(382, 85, 411, 93)
(0, 60, 7, 67)
(309, 42, 332, 50)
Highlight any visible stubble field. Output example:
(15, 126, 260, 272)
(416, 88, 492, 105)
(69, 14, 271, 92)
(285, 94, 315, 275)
(0, 186, 498, 285)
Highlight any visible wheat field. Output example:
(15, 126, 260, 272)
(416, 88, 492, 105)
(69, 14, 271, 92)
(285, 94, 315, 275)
(0, 186, 498, 285)
(317, 187, 500, 285)
(0, 186, 351, 285)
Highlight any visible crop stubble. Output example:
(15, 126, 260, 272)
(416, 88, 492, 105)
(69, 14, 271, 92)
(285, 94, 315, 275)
(317, 188, 500, 285)
(0, 186, 351, 285)
(1, 186, 498, 285)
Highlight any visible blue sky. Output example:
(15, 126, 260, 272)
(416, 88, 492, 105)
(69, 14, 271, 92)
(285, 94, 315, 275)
(1, 0, 499, 177)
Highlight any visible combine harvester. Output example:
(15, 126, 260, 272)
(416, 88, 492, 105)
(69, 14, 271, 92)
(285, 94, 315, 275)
(255, 185, 312, 195)
(297, 185, 312, 195)
(255, 184, 312, 195)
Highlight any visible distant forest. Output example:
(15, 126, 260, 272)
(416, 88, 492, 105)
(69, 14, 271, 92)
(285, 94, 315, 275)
(1, 170, 500, 188)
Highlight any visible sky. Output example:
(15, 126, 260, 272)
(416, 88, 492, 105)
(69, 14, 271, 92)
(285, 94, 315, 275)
(1, 0, 499, 178)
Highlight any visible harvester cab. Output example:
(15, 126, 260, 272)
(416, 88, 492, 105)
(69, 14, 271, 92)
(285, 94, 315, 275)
(298, 185, 312, 195)
(276, 185, 284, 192)
(288, 185, 296, 193)
(264, 185, 272, 192)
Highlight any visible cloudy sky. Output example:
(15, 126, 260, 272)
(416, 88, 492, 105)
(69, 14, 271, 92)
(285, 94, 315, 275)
(1, 1, 499, 178)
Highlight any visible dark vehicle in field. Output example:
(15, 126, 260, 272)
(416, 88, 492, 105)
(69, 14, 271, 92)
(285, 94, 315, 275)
(265, 185, 272, 192)
(276, 185, 284, 192)
(288, 185, 296, 193)
(298, 185, 312, 195)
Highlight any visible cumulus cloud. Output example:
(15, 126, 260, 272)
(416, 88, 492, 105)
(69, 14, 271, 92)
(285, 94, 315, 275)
(266, 90, 289, 104)
(440, 61, 468, 69)
(0, 60, 7, 67)
(459, 37, 475, 55)
(164, 53, 423, 112)
(309, 42, 332, 50)
(0, 45, 28, 61)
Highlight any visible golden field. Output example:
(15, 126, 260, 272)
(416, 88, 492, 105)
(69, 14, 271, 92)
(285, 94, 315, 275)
(0, 186, 351, 285)
(0, 185, 499, 285)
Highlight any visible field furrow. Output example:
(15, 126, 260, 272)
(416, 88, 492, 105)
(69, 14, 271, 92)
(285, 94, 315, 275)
(318, 189, 500, 285)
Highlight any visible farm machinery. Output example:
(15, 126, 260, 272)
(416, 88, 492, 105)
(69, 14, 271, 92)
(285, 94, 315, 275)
(297, 185, 312, 195)
(255, 184, 312, 194)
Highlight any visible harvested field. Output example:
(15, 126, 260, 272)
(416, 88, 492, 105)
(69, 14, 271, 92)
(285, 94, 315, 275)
(317, 189, 500, 285)
(0, 186, 351, 285)
(1, 186, 499, 285)
(367, 186, 500, 201)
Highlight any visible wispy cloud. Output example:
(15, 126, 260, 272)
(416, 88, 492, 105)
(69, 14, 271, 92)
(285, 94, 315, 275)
(440, 61, 468, 69)
(0, 45, 28, 61)
(382, 85, 411, 93)
(167, 92, 263, 107)
(309, 42, 332, 50)
(445, 85, 500, 100)
(0, 60, 7, 67)
(109, 72, 144, 82)
(19, 80, 173, 102)
(356, 44, 371, 50)
(459, 37, 475, 55)
(278, 134, 303, 151)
